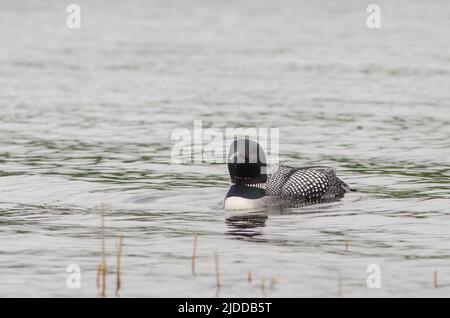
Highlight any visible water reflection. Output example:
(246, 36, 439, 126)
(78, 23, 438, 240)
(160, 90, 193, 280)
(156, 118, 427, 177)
(225, 211, 268, 239)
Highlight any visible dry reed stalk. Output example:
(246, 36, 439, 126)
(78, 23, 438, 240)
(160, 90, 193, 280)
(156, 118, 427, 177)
(215, 253, 221, 289)
(260, 277, 265, 291)
(96, 264, 101, 289)
(260, 277, 266, 297)
(345, 240, 349, 252)
(248, 271, 252, 284)
(100, 263, 107, 297)
(115, 234, 123, 295)
(270, 276, 277, 289)
(192, 234, 198, 276)
(98, 205, 107, 297)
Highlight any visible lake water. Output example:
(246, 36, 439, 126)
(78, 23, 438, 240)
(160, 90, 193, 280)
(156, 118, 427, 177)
(0, 0, 449, 297)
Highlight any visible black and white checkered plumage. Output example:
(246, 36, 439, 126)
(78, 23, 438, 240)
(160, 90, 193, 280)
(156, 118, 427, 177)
(266, 165, 351, 202)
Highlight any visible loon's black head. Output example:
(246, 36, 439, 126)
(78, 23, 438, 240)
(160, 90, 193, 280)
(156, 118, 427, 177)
(227, 138, 267, 185)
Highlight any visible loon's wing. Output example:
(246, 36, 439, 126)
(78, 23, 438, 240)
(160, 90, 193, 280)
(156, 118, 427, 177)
(290, 166, 353, 194)
(266, 165, 351, 201)
(308, 167, 353, 193)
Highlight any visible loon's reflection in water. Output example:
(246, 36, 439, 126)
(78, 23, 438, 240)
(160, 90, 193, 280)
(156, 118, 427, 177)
(225, 211, 269, 239)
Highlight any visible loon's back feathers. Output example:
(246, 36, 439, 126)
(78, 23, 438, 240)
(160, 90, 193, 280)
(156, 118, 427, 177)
(266, 165, 350, 202)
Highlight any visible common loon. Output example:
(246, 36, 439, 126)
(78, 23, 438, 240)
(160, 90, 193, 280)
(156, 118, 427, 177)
(224, 139, 352, 211)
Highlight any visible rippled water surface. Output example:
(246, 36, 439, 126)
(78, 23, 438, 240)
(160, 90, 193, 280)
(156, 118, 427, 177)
(1, 0, 450, 297)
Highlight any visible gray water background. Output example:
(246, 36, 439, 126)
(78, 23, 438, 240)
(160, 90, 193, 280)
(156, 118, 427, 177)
(0, 0, 449, 297)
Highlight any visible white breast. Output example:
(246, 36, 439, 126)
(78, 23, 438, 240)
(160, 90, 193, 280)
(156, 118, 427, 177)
(224, 196, 280, 211)
(224, 197, 260, 211)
